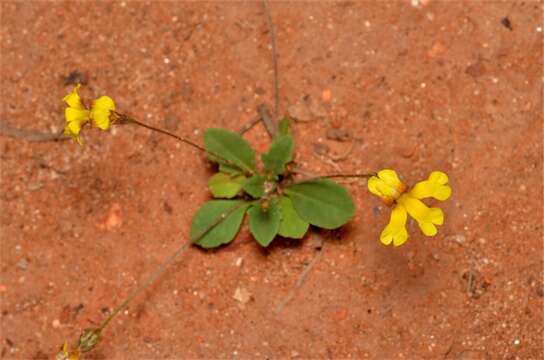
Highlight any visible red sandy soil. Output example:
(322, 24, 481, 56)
(1, 1, 542, 359)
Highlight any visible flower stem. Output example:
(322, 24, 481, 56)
(116, 113, 254, 175)
(290, 166, 376, 183)
(94, 201, 252, 337)
(119, 114, 207, 154)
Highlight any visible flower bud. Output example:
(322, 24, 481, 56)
(78, 328, 102, 353)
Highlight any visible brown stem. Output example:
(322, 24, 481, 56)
(289, 165, 376, 184)
(117, 113, 254, 175)
(257, 103, 277, 138)
(0, 122, 68, 142)
(262, 0, 279, 117)
(119, 114, 207, 153)
(97, 200, 253, 334)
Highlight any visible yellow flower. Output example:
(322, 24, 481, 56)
(63, 85, 117, 144)
(367, 169, 408, 205)
(368, 169, 452, 246)
(63, 84, 90, 144)
(55, 342, 80, 360)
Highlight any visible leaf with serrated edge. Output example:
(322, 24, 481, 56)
(242, 175, 266, 198)
(262, 135, 294, 176)
(278, 196, 309, 239)
(190, 200, 250, 248)
(208, 173, 246, 198)
(284, 179, 354, 229)
(248, 199, 282, 247)
(204, 128, 256, 174)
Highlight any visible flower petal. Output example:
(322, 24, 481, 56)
(91, 96, 115, 130)
(368, 169, 406, 203)
(91, 109, 111, 130)
(378, 169, 403, 189)
(418, 207, 444, 236)
(64, 121, 83, 145)
(92, 96, 115, 112)
(398, 194, 444, 237)
(65, 107, 90, 124)
(418, 221, 437, 236)
(63, 84, 86, 110)
(380, 204, 408, 246)
(367, 176, 385, 198)
(409, 171, 452, 201)
(429, 171, 449, 185)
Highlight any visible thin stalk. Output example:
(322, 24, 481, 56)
(290, 166, 376, 183)
(97, 201, 252, 334)
(262, 0, 279, 117)
(124, 115, 207, 153)
(321, 173, 377, 179)
(116, 113, 254, 175)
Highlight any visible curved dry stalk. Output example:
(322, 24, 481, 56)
(262, 0, 280, 117)
(0, 122, 68, 142)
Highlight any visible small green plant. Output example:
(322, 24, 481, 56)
(55, 81, 452, 360)
(192, 123, 354, 248)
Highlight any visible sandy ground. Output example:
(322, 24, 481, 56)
(1, 1, 543, 359)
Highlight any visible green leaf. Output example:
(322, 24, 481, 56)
(278, 196, 309, 239)
(204, 128, 256, 174)
(208, 173, 246, 198)
(278, 117, 291, 136)
(248, 199, 282, 247)
(190, 200, 250, 248)
(284, 179, 354, 229)
(261, 134, 294, 176)
(242, 175, 266, 198)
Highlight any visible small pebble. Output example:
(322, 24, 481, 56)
(448, 234, 466, 244)
(16, 258, 28, 271)
(233, 287, 252, 304)
(321, 89, 332, 102)
(52, 319, 61, 328)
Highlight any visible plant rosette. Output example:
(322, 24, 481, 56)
(191, 124, 355, 249)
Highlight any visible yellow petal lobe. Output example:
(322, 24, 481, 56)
(91, 96, 116, 130)
(63, 84, 86, 110)
(65, 108, 90, 124)
(380, 204, 408, 246)
(409, 171, 452, 201)
(398, 194, 444, 237)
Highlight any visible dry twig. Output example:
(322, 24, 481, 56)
(0, 122, 68, 142)
(262, 0, 279, 117)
